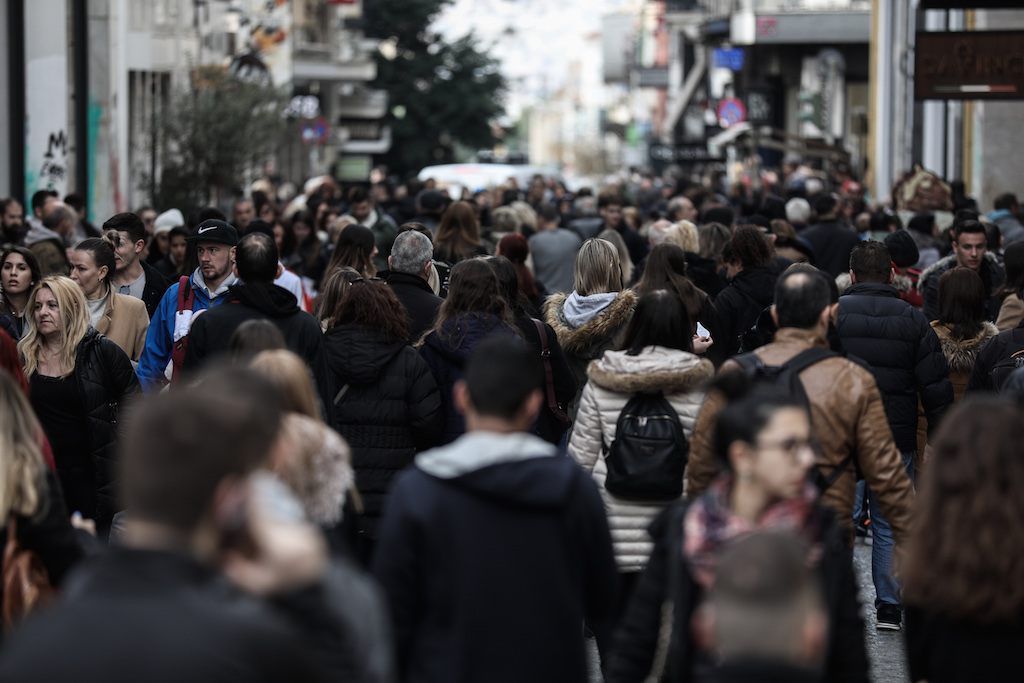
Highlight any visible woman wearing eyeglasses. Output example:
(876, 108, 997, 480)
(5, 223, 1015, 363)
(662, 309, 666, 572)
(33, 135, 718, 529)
(604, 373, 868, 683)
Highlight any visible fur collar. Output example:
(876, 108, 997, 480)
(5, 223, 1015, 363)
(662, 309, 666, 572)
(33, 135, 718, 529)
(918, 251, 1000, 290)
(930, 321, 999, 374)
(836, 272, 912, 295)
(543, 289, 637, 354)
(587, 349, 714, 394)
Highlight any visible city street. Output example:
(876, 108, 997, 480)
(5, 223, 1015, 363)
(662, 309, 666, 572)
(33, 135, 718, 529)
(587, 534, 910, 682)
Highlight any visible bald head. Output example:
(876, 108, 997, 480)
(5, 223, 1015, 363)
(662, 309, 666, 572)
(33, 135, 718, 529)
(774, 269, 831, 329)
(43, 202, 75, 237)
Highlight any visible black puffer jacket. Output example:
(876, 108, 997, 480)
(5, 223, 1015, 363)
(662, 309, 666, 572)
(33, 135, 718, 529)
(605, 501, 868, 683)
(837, 283, 953, 450)
(324, 325, 442, 538)
(706, 266, 777, 366)
(76, 328, 141, 533)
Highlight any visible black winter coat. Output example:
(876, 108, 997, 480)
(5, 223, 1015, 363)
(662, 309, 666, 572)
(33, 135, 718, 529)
(71, 328, 140, 533)
(965, 317, 1024, 394)
(140, 260, 171, 320)
(324, 325, 442, 538)
(906, 606, 1024, 683)
(605, 501, 868, 683)
(419, 314, 520, 445)
(707, 266, 777, 367)
(513, 311, 576, 444)
(182, 282, 334, 426)
(0, 549, 333, 683)
(836, 283, 953, 450)
(386, 272, 444, 344)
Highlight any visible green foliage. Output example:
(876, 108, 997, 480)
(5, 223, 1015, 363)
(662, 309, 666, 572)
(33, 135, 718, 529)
(366, 0, 507, 177)
(139, 68, 288, 213)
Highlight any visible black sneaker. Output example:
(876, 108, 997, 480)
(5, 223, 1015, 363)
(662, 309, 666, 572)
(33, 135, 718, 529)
(855, 515, 871, 537)
(876, 605, 902, 631)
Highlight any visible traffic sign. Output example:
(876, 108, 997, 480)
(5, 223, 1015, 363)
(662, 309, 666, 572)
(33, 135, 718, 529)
(716, 98, 747, 128)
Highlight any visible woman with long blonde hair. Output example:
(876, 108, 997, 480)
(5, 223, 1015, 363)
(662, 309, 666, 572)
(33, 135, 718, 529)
(543, 237, 637, 419)
(19, 276, 139, 537)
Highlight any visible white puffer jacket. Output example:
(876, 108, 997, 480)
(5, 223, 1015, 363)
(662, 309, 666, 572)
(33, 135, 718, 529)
(568, 346, 713, 572)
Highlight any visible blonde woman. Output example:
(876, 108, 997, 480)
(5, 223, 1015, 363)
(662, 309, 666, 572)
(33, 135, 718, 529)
(598, 229, 635, 285)
(249, 350, 356, 555)
(69, 233, 149, 362)
(544, 238, 637, 419)
(19, 276, 140, 537)
(0, 369, 90, 591)
(663, 220, 700, 254)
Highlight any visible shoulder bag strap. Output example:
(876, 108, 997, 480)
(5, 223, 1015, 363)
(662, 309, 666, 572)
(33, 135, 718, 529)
(532, 318, 565, 418)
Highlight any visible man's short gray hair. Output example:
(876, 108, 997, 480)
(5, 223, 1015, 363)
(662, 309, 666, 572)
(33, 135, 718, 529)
(390, 230, 433, 275)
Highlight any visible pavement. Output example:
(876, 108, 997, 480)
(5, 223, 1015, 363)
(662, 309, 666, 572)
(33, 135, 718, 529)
(586, 534, 909, 682)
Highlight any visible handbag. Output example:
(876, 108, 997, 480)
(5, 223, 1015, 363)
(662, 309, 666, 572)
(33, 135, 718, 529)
(531, 319, 572, 432)
(2, 516, 54, 633)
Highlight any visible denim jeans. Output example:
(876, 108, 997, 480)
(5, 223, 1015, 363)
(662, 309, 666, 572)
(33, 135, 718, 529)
(868, 450, 915, 608)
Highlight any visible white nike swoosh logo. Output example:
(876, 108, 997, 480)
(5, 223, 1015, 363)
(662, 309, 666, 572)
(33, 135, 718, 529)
(198, 226, 216, 234)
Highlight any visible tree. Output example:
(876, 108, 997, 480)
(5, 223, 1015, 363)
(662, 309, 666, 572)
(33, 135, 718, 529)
(139, 68, 288, 214)
(366, 0, 506, 177)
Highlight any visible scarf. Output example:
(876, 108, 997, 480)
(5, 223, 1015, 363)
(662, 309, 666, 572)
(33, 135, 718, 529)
(683, 473, 821, 590)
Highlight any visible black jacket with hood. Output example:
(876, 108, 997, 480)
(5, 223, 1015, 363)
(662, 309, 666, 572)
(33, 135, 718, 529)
(372, 431, 619, 683)
(706, 266, 777, 366)
(324, 325, 442, 538)
(182, 282, 334, 424)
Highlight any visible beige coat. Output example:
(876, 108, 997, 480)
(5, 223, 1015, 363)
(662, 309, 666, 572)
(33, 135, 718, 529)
(95, 292, 149, 362)
(996, 293, 1024, 332)
(568, 346, 713, 571)
(687, 327, 915, 544)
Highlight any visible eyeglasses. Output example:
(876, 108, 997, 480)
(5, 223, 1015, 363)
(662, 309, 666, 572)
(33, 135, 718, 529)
(755, 436, 819, 461)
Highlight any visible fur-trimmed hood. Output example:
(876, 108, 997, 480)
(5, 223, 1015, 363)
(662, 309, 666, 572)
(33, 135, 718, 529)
(931, 320, 999, 374)
(918, 251, 1001, 291)
(543, 289, 637, 355)
(586, 346, 713, 394)
(836, 271, 913, 295)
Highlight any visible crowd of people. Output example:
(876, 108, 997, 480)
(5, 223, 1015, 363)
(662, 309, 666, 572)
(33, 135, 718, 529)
(0, 163, 1021, 682)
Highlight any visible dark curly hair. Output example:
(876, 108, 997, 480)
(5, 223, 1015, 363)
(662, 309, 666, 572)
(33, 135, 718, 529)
(728, 225, 771, 270)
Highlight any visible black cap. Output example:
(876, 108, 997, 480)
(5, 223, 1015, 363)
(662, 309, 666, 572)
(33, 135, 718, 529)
(186, 219, 238, 246)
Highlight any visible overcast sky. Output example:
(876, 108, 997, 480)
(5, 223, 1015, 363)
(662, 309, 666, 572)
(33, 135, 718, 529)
(433, 0, 631, 114)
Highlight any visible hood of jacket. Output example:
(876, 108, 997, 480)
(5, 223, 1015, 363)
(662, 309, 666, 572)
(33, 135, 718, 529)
(543, 289, 637, 355)
(587, 346, 713, 394)
(23, 222, 64, 247)
(562, 291, 618, 328)
(227, 282, 299, 318)
(324, 325, 406, 385)
(930, 320, 999, 374)
(918, 251, 1001, 291)
(416, 431, 578, 509)
(730, 266, 777, 307)
(422, 313, 517, 366)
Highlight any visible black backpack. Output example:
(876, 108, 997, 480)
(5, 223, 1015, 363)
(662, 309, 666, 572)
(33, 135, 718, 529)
(602, 392, 688, 502)
(988, 328, 1024, 392)
(733, 347, 855, 492)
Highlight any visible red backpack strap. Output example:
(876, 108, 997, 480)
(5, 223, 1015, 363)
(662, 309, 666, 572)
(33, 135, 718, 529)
(170, 276, 196, 383)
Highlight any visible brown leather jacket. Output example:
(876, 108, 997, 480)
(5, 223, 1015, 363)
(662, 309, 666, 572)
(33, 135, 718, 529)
(687, 327, 915, 543)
